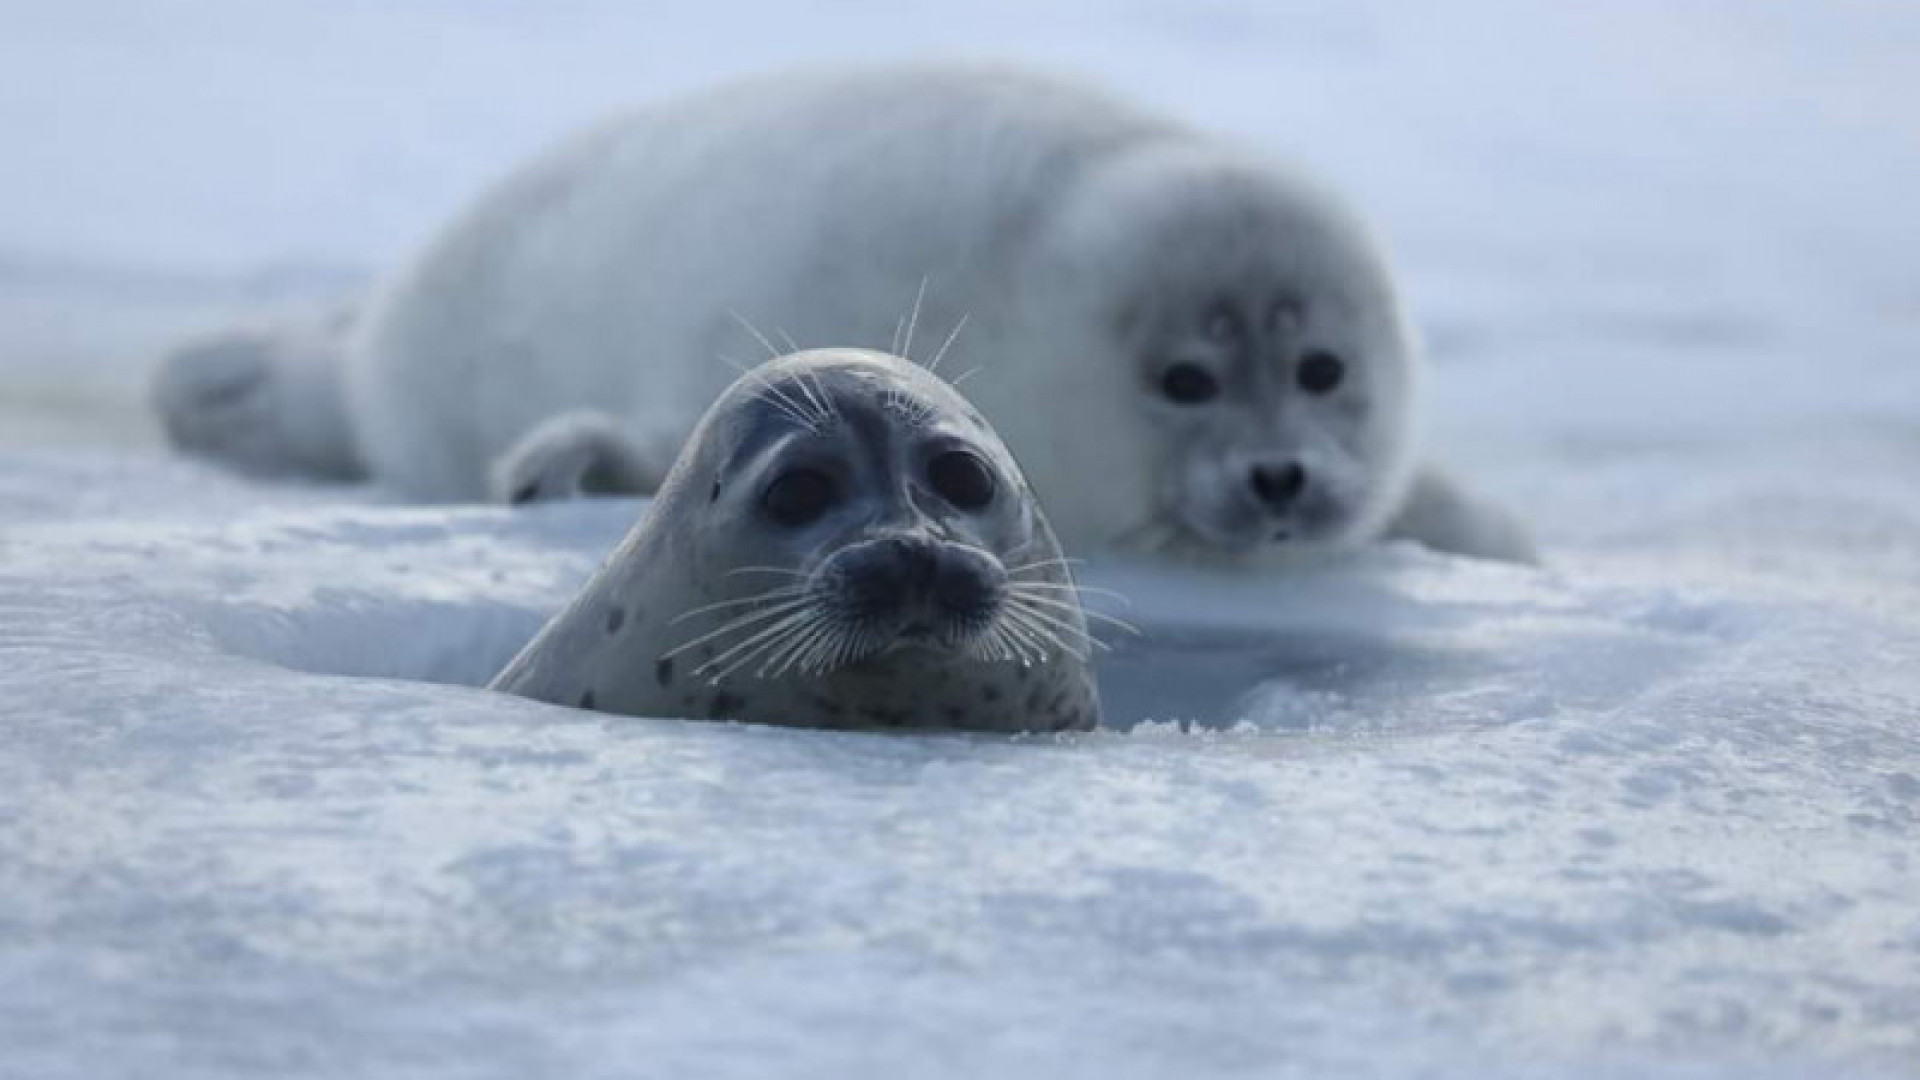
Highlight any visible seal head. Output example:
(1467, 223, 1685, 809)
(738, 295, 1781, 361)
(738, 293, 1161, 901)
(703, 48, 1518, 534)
(491, 348, 1100, 732)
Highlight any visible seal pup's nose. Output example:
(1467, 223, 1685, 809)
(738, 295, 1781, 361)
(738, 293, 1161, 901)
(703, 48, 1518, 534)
(1248, 460, 1307, 513)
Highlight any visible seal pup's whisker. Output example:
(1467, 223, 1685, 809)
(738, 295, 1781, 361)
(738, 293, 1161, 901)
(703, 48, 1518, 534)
(1004, 595, 1104, 654)
(774, 328, 801, 353)
(670, 585, 810, 625)
(727, 310, 784, 361)
(1008, 585, 1140, 636)
(1003, 580, 1134, 605)
(999, 604, 1086, 661)
(757, 613, 833, 679)
(925, 312, 969, 374)
(998, 620, 1041, 665)
(725, 566, 810, 580)
(664, 595, 816, 662)
(696, 606, 822, 681)
(719, 355, 823, 433)
(1003, 555, 1084, 577)
(898, 277, 929, 362)
(949, 367, 983, 387)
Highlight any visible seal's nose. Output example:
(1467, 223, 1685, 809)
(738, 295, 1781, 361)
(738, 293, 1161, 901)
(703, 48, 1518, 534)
(832, 534, 1002, 628)
(930, 544, 1004, 624)
(1248, 459, 1307, 513)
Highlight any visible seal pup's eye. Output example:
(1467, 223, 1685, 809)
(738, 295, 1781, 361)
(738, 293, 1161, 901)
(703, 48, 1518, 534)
(1159, 363, 1219, 405)
(927, 450, 996, 510)
(762, 467, 839, 526)
(1296, 351, 1345, 394)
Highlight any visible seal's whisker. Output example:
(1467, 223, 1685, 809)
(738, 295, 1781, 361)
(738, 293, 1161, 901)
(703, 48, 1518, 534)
(695, 606, 820, 679)
(796, 620, 850, 677)
(665, 597, 812, 660)
(1000, 604, 1084, 661)
(990, 619, 1044, 666)
(670, 586, 810, 624)
(720, 354, 821, 432)
(802, 366, 839, 426)
(899, 277, 928, 362)
(1007, 586, 1141, 636)
(757, 613, 832, 680)
(926, 312, 968, 374)
(786, 617, 846, 678)
(948, 366, 983, 387)
(1005, 597, 1104, 654)
(774, 328, 800, 353)
(725, 565, 809, 579)
(1003, 580, 1134, 605)
(728, 310, 784, 361)
(1004, 555, 1084, 576)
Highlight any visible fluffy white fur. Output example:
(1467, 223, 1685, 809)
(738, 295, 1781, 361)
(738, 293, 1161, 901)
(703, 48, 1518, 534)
(156, 63, 1535, 565)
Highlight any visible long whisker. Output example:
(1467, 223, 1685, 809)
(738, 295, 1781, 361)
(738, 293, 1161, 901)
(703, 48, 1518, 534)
(720, 611, 821, 684)
(1007, 587, 1141, 636)
(718, 354, 820, 432)
(695, 606, 819, 679)
(1004, 555, 1084, 576)
(725, 566, 809, 579)
(899, 277, 928, 362)
(1002, 580, 1134, 604)
(774, 328, 800, 353)
(670, 585, 809, 625)
(757, 614, 834, 680)
(728, 310, 784, 360)
(664, 596, 814, 659)
(925, 312, 968, 374)
(1005, 598, 1104, 654)
(1000, 604, 1085, 661)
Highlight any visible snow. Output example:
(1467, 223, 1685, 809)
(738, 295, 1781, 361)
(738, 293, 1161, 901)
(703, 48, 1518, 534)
(3, 1, 1919, 1077)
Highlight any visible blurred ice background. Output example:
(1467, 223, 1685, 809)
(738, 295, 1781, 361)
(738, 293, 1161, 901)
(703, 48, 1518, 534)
(2, 2, 1918, 1077)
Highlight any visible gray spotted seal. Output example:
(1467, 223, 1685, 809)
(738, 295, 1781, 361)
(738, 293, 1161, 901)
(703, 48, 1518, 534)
(154, 62, 1535, 566)
(490, 348, 1102, 733)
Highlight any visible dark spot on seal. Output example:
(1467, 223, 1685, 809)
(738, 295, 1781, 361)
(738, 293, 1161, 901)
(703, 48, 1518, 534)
(655, 656, 674, 687)
(579, 689, 596, 710)
(605, 606, 625, 634)
(510, 481, 539, 505)
(710, 478, 722, 502)
(709, 693, 744, 719)
(859, 707, 909, 727)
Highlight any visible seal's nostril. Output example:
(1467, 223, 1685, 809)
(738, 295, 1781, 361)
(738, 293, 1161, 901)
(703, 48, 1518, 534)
(1249, 462, 1306, 510)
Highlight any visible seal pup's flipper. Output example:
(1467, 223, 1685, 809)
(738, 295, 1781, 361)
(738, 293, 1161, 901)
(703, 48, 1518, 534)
(1386, 465, 1539, 564)
(152, 306, 363, 481)
(489, 410, 667, 505)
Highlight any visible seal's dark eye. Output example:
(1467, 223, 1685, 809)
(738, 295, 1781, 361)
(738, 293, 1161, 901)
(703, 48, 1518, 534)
(762, 467, 838, 526)
(927, 450, 996, 511)
(1296, 351, 1345, 394)
(1159, 363, 1219, 405)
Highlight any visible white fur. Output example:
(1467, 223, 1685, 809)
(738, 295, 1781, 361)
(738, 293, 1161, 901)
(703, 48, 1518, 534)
(164, 63, 1531, 564)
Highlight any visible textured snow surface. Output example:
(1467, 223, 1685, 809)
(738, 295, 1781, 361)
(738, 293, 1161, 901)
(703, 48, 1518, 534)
(4, 1, 1920, 1077)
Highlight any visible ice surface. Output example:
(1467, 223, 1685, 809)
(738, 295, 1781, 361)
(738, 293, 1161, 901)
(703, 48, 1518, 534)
(4, 1, 1920, 1077)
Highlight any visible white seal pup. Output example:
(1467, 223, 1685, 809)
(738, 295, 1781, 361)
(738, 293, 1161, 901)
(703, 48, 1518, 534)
(154, 62, 1535, 565)
(490, 348, 1102, 733)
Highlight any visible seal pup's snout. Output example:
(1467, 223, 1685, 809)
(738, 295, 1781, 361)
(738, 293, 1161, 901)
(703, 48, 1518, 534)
(1247, 458, 1308, 514)
(823, 533, 1006, 647)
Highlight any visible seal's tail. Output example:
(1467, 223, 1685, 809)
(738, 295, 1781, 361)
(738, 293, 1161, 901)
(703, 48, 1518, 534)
(151, 305, 366, 482)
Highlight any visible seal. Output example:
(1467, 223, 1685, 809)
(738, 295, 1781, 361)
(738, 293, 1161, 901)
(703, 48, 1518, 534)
(154, 62, 1535, 565)
(489, 347, 1102, 733)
